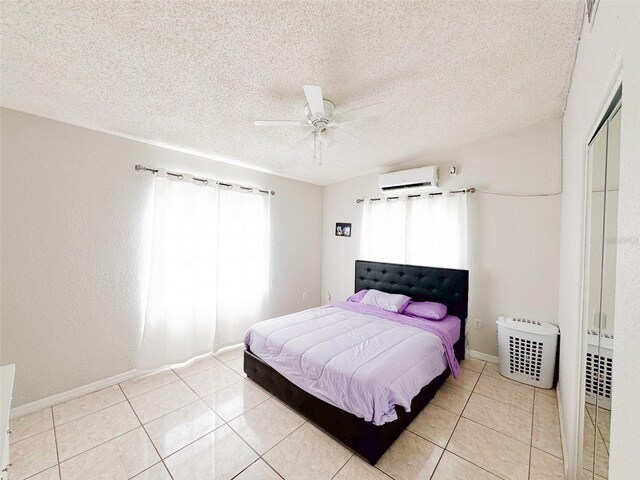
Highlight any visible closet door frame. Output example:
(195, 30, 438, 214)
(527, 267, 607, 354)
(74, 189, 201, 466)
(578, 83, 622, 479)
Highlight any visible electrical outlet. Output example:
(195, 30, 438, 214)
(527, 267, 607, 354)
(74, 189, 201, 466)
(474, 319, 482, 329)
(302, 292, 308, 300)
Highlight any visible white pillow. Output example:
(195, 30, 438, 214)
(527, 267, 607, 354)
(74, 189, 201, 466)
(360, 289, 411, 313)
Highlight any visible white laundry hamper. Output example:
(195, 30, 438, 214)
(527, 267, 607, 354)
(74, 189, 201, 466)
(584, 331, 613, 410)
(496, 317, 559, 389)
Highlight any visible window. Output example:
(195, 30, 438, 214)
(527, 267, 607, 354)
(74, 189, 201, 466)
(138, 170, 270, 369)
(361, 193, 467, 269)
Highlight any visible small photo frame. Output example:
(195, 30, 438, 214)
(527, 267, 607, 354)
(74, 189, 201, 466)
(335, 222, 351, 237)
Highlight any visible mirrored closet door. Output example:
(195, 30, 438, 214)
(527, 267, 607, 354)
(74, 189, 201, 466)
(582, 95, 621, 479)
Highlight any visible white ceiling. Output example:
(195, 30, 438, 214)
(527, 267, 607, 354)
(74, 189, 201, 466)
(1, 1, 583, 186)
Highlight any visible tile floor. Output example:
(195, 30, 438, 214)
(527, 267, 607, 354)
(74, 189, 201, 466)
(582, 404, 609, 479)
(7, 349, 568, 480)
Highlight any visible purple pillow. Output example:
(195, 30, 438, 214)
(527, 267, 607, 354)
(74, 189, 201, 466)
(403, 301, 448, 320)
(361, 289, 411, 313)
(347, 289, 368, 302)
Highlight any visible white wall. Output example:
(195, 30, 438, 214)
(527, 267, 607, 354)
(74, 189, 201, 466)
(0, 108, 323, 407)
(322, 119, 562, 356)
(559, 2, 640, 478)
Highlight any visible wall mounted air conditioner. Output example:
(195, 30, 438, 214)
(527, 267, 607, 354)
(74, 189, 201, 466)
(378, 166, 439, 192)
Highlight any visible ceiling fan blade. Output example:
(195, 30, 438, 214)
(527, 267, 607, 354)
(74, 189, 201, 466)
(303, 85, 325, 117)
(255, 120, 305, 126)
(292, 130, 314, 150)
(334, 102, 385, 123)
(330, 126, 358, 145)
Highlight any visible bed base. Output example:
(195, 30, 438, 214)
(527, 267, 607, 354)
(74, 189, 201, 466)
(244, 346, 457, 465)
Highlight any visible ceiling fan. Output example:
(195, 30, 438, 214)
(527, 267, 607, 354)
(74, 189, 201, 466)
(255, 85, 385, 164)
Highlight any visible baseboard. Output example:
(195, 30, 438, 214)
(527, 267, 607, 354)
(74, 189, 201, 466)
(10, 369, 148, 418)
(469, 350, 499, 364)
(9, 348, 242, 418)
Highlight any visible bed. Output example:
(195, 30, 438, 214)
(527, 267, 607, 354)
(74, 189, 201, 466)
(243, 260, 469, 464)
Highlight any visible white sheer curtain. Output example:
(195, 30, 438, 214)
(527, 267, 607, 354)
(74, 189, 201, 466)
(139, 171, 271, 369)
(360, 199, 407, 263)
(360, 193, 468, 269)
(216, 188, 270, 348)
(139, 171, 219, 369)
(406, 194, 468, 269)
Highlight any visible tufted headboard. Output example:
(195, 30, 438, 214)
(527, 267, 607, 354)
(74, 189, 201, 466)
(354, 260, 469, 324)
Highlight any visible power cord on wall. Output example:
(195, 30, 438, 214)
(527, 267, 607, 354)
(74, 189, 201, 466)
(476, 190, 563, 197)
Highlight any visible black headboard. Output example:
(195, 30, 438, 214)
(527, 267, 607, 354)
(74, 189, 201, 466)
(355, 260, 469, 360)
(354, 260, 469, 322)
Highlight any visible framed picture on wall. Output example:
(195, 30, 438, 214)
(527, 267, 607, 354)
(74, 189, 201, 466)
(335, 223, 351, 237)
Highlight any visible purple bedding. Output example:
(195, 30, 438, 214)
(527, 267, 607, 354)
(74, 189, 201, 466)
(244, 302, 461, 425)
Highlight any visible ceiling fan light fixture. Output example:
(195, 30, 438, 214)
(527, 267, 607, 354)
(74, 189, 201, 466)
(254, 85, 385, 163)
(304, 99, 335, 122)
(317, 126, 333, 144)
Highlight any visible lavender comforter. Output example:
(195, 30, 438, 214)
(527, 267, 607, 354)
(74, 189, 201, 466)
(244, 301, 460, 425)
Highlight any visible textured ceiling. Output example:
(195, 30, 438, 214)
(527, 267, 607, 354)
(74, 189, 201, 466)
(1, 0, 583, 185)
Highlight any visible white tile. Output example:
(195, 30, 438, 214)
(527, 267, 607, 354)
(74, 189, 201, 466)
(224, 356, 246, 377)
(432, 451, 501, 480)
(462, 393, 532, 443)
(245, 377, 273, 396)
(131, 463, 172, 480)
(598, 410, 611, 451)
(582, 420, 609, 477)
(534, 391, 561, 424)
(446, 368, 480, 391)
(26, 466, 60, 480)
(60, 441, 127, 480)
(59, 427, 159, 479)
(181, 364, 244, 397)
(56, 401, 139, 461)
(112, 427, 161, 477)
(263, 423, 352, 480)
(474, 375, 534, 413)
(448, 418, 530, 480)
(202, 379, 270, 421)
(533, 392, 563, 459)
(377, 430, 443, 480)
(129, 380, 198, 424)
(536, 386, 557, 398)
(530, 447, 565, 480)
(10, 408, 54, 443)
(145, 400, 224, 458)
(53, 385, 125, 425)
(120, 369, 180, 399)
(172, 354, 221, 379)
(228, 397, 304, 455)
(480, 362, 509, 381)
(8, 429, 58, 480)
(430, 382, 472, 414)
(333, 455, 391, 480)
(581, 469, 607, 480)
(164, 424, 258, 480)
(234, 459, 283, 480)
(407, 403, 459, 448)
(459, 358, 487, 373)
